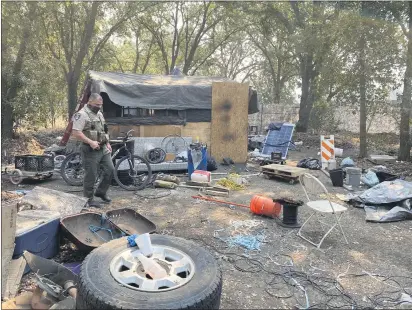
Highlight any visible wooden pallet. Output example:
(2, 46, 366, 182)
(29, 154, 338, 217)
(261, 164, 307, 184)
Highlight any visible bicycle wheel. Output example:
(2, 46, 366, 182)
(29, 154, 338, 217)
(10, 169, 23, 185)
(161, 134, 187, 155)
(60, 152, 84, 186)
(145, 148, 166, 164)
(114, 155, 152, 191)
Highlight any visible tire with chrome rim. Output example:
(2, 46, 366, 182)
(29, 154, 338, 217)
(76, 235, 222, 309)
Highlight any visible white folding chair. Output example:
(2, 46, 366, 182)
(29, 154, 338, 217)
(297, 173, 348, 249)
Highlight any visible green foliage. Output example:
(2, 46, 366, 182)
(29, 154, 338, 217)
(309, 100, 341, 133)
(0, 1, 409, 142)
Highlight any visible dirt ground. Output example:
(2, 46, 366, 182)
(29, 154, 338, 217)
(3, 145, 412, 309)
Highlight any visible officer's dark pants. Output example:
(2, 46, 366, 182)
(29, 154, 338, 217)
(80, 144, 114, 199)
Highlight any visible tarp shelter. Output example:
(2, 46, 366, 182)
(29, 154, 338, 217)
(87, 70, 258, 125)
(61, 71, 258, 163)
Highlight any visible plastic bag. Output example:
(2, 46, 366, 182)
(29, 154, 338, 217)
(341, 157, 355, 167)
(297, 158, 321, 170)
(361, 170, 380, 188)
(207, 156, 218, 171)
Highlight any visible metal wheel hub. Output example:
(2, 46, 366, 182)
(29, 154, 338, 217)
(110, 245, 195, 292)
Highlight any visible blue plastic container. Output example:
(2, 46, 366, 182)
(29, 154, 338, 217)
(187, 146, 207, 179)
(13, 210, 61, 273)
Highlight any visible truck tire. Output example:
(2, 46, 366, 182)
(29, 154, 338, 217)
(76, 235, 222, 309)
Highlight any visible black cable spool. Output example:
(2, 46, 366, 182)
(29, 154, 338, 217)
(274, 198, 303, 228)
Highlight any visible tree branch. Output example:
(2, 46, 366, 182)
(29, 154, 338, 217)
(268, 5, 294, 33)
(189, 24, 250, 75)
(142, 35, 155, 74)
(290, 1, 305, 29)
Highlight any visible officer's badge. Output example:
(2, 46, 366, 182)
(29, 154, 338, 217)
(74, 113, 81, 120)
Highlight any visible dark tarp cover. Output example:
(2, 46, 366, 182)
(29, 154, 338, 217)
(88, 70, 259, 114)
(349, 180, 412, 222)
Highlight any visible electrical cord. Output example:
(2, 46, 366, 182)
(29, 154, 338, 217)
(134, 188, 172, 199)
(133, 173, 172, 199)
(188, 237, 412, 309)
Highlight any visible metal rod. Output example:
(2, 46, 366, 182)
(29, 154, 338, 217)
(192, 196, 249, 208)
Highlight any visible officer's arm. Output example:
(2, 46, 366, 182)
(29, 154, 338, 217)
(71, 130, 95, 146)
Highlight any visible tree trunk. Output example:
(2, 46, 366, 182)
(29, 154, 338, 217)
(260, 102, 264, 134)
(398, 2, 412, 161)
(66, 2, 99, 117)
(273, 84, 281, 105)
(359, 21, 367, 158)
(66, 74, 79, 119)
(132, 29, 140, 73)
(296, 53, 314, 132)
(1, 103, 14, 139)
(1, 2, 36, 139)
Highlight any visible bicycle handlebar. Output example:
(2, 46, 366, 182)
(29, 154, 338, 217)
(126, 129, 135, 137)
(117, 129, 135, 142)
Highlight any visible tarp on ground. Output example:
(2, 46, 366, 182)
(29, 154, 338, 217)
(351, 180, 412, 205)
(88, 70, 259, 114)
(349, 180, 412, 222)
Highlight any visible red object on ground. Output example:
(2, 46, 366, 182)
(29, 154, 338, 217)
(249, 194, 281, 218)
(192, 194, 282, 219)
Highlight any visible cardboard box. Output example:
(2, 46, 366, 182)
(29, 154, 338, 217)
(165, 153, 176, 162)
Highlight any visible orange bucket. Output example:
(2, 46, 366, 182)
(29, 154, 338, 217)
(249, 195, 282, 218)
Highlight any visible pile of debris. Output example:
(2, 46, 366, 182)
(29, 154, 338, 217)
(1, 186, 158, 309)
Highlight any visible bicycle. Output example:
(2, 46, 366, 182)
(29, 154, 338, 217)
(60, 130, 152, 191)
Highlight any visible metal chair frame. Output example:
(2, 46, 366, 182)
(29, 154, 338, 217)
(297, 173, 348, 249)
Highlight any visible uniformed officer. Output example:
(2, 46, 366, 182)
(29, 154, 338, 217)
(72, 93, 114, 207)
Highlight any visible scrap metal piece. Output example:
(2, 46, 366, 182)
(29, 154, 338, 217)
(25, 251, 78, 309)
(35, 274, 62, 299)
(23, 251, 78, 284)
(24, 251, 78, 300)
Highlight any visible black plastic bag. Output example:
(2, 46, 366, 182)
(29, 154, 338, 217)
(207, 156, 218, 171)
(297, 158, 321, 170)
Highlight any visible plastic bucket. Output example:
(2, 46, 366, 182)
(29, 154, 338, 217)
(329, 168, 344, 187)
(249, 195, 281, 218)
(346, 167, 361, 187)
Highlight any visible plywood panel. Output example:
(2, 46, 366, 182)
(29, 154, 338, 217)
(108, 125, 140, 139)
(140, 125, 181, 137)
(108, 123, 211, 146)
(181, 122, 211, 146)
(211, 82, 249, 163)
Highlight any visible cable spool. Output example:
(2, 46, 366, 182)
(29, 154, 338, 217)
(274, 198, 303, 228)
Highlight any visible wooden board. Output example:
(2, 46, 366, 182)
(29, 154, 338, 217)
(19, 186, 88, 217)
(181, 122, 211, 146)
(261, 164, 307, 178)
(2, 257, 26, 300)
(211, 82, 249, 163)
(140, 125, 181, 137)
(109, 125, 140, 139)
(262, 173, 300, 184)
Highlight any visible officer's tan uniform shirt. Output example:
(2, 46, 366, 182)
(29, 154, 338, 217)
(72, 105, 110, 155)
